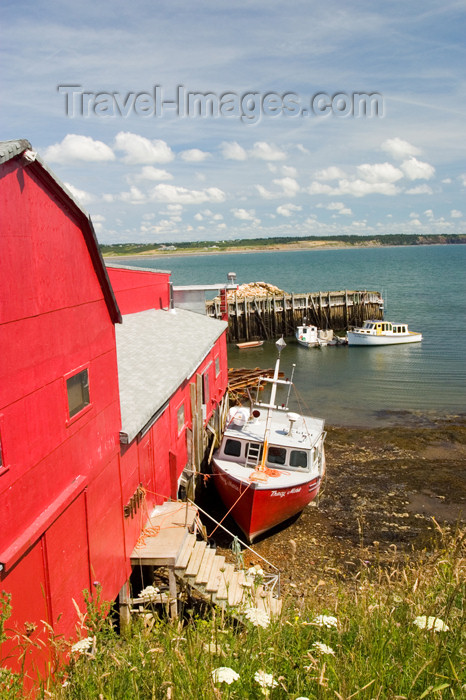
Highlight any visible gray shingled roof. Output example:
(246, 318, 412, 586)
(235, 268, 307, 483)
(116, 307, 228, 443)
(0, 139, 32, 164)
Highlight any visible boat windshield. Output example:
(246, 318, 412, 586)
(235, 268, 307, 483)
(221, 438, 309, 471)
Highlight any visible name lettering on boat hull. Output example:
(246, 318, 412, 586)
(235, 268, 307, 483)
(271, 487, 302, 497)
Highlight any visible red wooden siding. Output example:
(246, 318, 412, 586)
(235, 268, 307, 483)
(44, 495, 91, 637)
(107, 266, 171, 314)
(0, 144, 229, 685)
(0, 154, 123, 675)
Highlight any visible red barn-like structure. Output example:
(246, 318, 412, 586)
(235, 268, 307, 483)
(0, 140, 228, 682)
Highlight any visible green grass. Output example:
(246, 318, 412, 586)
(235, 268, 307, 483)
(1, 527, 465, 699)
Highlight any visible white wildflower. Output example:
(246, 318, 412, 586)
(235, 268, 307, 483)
(312, 642, 335, 655)
(244, 606, 270, 628)
(295, 697, 311, 700)
(413, 615, 449, 632)
(211, 666, 240, 684)
(70, 636, 94, 654)
(137, 585, 159, 599)
(254, 670, 278, 688)
(247, 564, 264, 579)
(312, 614, 338, 628)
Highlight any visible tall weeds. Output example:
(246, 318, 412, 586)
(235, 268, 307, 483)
(2, 527, 465, 699)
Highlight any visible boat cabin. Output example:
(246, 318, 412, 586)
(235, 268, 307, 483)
(358, 320, 408, 335)
(218, 406, 324, 474)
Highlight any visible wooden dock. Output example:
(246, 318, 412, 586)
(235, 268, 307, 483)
(126, 501, 281, 622)
(206, 288, 384, 343)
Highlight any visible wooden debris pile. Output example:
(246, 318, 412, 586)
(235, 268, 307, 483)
(228, 367, 285, 403)
(216, 282, 285, 301)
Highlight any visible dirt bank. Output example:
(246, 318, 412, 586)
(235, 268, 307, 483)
(206, 416, 466, 605)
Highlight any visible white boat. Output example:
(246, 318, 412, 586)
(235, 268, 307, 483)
(296, 324, 332, 348)
(212, 338, 326, 543)
(347, 320, 422, 346)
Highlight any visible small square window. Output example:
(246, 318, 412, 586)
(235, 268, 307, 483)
(177, 404, 185, 433)
(67, 369, 90, 419)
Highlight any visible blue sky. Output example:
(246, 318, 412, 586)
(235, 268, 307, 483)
(2, 0, 465, 243)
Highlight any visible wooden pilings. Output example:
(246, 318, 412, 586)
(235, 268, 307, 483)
(207, 289, 383, 343)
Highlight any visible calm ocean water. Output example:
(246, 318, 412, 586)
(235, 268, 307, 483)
(115, 245, 466, 427)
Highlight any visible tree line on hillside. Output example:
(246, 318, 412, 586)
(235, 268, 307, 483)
(100, 233, 466, 256)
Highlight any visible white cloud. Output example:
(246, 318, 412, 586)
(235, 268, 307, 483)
(231, 208, 257, 221)
(273, 177, 300, 197)
(249, 141, 286, 161)
(114, 132, 174, 164)
(424, 209, 434, 219)
(459, 174, 466, 187)
(164, 204, 183, 214)
(180, 148, 210, 162)
(44, 134, 115, 163)
(150, 183, 225, 204)
(220, 141, 247, 160)
(326, 202, 352, 215)
(410, 218, 422, 227)
(357, 162, 403, 184)
(119, 186, 148, 204)
(406, 184, 433, 195)
(309, 179, 400, 197)
(64, 182, 94, 205)
(135, 166, 173, 181)
(276, 203, 302, 217)
(381, 137, 421, 159)
(315, 166, 346, 181)
(282, 165, 298, 178)
(255, 184, 276, 199)
(450, 209, 463, 218)
(339, 179, 400, 197)
(400, 157, 435, 180)
(307, 181, 335, 195)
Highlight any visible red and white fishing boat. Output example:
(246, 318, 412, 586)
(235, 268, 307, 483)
(212, 339, 326, 543)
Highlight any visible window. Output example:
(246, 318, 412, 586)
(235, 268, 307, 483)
(290, 450, 308, 469)
(66, 369, 90, 419)
(267, 446, 286, 465)
(224, 439, 242, 457)
(215, 356, 220, 377)
(177, 404, 185, 433)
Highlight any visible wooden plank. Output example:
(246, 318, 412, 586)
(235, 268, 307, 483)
(185, 540, 207, 577)
(195, 547, 216, 585)
(174, 533, 196, 570)
(205, 554, 226, 592)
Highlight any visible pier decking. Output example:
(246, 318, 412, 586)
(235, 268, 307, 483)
(206, 289, 384, 343)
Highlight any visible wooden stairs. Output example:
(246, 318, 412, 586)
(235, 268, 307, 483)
(129, 501, 281, 621)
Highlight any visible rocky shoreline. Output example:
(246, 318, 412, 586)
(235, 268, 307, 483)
(208, 416, 466, 606)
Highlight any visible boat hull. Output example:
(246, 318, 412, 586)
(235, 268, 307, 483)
(347, 331, 422, 346)
(212, 461, 321, 543)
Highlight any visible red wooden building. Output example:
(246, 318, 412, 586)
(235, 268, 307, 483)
(0, 140, 228, 682)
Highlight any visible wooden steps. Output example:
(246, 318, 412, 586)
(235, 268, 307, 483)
(130, 501, 282, 621)
(174, 535, 281, 619)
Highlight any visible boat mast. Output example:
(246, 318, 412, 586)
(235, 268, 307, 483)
(258, 337, 286, 471)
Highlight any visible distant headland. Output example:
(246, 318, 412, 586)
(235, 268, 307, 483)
(100, 233, 466, 258)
